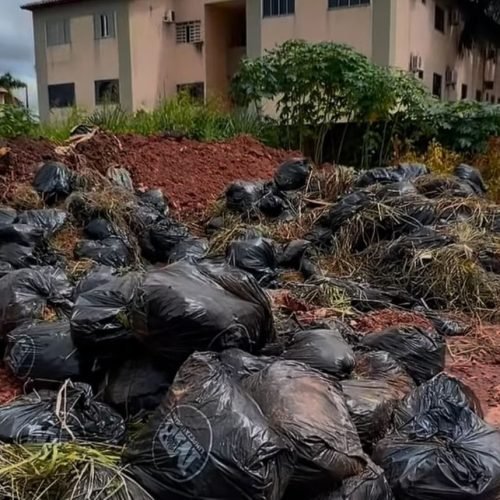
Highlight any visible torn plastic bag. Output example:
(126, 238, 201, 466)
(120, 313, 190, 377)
(244, 359, 366, 490)
(139, 188, 169, 215)
(282, 329, 355, 378)
(225, 181, 266, 213)
(0, 382, 126, 444)
(32, 161, 72, 203)
(0, 242, 39, 268)
(354, 351, 416, 398)
(258, 191, 286, 217)
(75, 237, 131, 267)
(17, 209, 68, 234)
(71, 273, 141, 359)
(274, 158, 311, 191)
(5, 319, 81, 382)
(0, 207, 17, 225)
(100, 356, 171, 419)
(131, 261, 273, 369)
(321, 191, 373, 232)
(123, 352, 293, 500)
(0, 223, 45, 247)
(219, 348, 274, 380)
(309, 461, 394, 500)
(393, 372, 484, 427)
(84, 218, 115, 240)
(340, 379, 399, 448)
(361, 326, 445, 384)
(0, 266, 73, 336)
(168, 237, 208, 263)
(373, 380, 500, 499)
(226, 237, 277, 286)
(279, 239, 311, 268)
(73, 265, 118, 298)
(454, 163, 487, 195)
(140, 219, 190, 262)
(106, 167, 134, 191)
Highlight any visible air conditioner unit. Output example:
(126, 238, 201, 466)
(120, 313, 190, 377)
(445, 67, 457, 86)
(450, 9, 461, 26)
(163, 10, 175, 23)
(409, 54, 423, 72)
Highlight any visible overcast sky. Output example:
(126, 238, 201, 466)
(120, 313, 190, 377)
(0, 0, 38, 111)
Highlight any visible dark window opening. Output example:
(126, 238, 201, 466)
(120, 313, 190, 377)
(432, 73, 442, 99)
(476, 90, 482, 101)
(95, 79, 120, 105)
(48, 83, 75, 108)
(492, 95, 496, 104)
(94, 12, 116, 39)
(177, 82, 205, 101)
(263, 0, 295, 17)
(435, 5, 445, 33)
(461, 84, 468, 100)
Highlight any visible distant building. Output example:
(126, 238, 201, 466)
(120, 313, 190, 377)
(0, 87, 22, 106)
(22, 0, 500, 122)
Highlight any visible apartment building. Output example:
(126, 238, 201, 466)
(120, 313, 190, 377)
(22, 0, 500, 122)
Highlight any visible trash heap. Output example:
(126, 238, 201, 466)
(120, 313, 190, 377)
(0, 155, 499, 500)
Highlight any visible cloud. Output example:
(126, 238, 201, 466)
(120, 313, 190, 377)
(0, 0, 37, 111)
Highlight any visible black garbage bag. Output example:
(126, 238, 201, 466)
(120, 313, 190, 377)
(244, 359, 366, 490)
(5, 319, 81, 382)
(123, 352, 293, 500)
(396, 163, 429, 181)
(282, 329, 355, 378)
(305, 226, 334, 250)
(279, 239, 311, 268)
(419, 308, 472, 337)
(309, 461, 394, 500)
(274, 158, 311, 191)
(361, 326, 445, 384)
(84, 218, 115, 240)
(131, 202, 164, 229)
(225, 181, 266, 213)
(0, 207, 17, 225)
(354, 351, 416, 398)
(0, 266, 73, 336)
(168, 237, 208, 263)
(356, 168, 403, 188)
(100, 356, 171, 419)
(73, 265, 118, 298)
(131, 261, 273, 369)
(377, 181, 418, 199)
(258, 191, 286, 217)
(0, 261, 13, 278)
(32, 161, 72, 203)
(17, 209, 68, 234)
(393, 372, 484, 427)
(0, 223, 45, 247)
(71, 273, 141, 359)
(140, 218, 190, 263)
(340, 379, 399, 448)
(373, 376, 500, 499)
(139, 188, 169, 215)
(0, 382, 126, 444)
(321, 191, 373, 232)
(226, 237, 277, 286)
(75, 237, 131, 267)
(0, 242, 39, 268)
(219, 348, 274, 380)
(454, 163, 487, 195)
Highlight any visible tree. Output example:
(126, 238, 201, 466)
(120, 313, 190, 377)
(457, 0, 500, 52)
(0, 73, 27, 106)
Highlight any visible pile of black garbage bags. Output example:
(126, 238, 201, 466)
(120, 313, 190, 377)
(0, 158, 499, 500)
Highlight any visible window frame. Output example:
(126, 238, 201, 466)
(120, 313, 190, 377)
(46, 18, 71, 46)
(328, 0, 370, 9)
(48, 83, 75, 108)
(434, 4, 445, 33)
(176, 21, 202, 44)
(94, 79, 120, 105)
(94, 12, 116, 40)
(263, 0, 295, 18)
(461, 83, 468, 100)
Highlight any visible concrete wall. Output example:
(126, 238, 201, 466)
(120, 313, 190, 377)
(31, 0, 132, 121)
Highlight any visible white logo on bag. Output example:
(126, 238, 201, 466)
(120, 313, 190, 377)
(152, 405, 213, 483)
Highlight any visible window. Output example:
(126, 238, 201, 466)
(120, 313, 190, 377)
(435, 5, 445, 33)
(263, 0, 295, 17)
(176, 21, 201, 44)
(177, 82, 205, 101)
(476, 90, 482, 101)
(46, 19, 70, 46)
(492, 95, 496, 104)
(432, 73, 442, 99)
(328, 0, 370, 8)
(461, 84, 468, 100)
(94, 12, 116, 39)
(95, 79, 120, 104)
(48, 83, 75, 108)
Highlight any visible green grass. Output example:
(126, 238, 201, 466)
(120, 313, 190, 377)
(0, 94, 272, 144)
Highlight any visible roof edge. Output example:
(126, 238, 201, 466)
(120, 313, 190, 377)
(21, 0, 83, 12)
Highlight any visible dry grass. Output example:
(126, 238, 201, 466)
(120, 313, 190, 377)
(7, 183, 44, 210)
(447, 322, 500, 364)
(291, 281, 353, 316)
(306, 165, 356, 202)
(50, 225, 82, 259)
